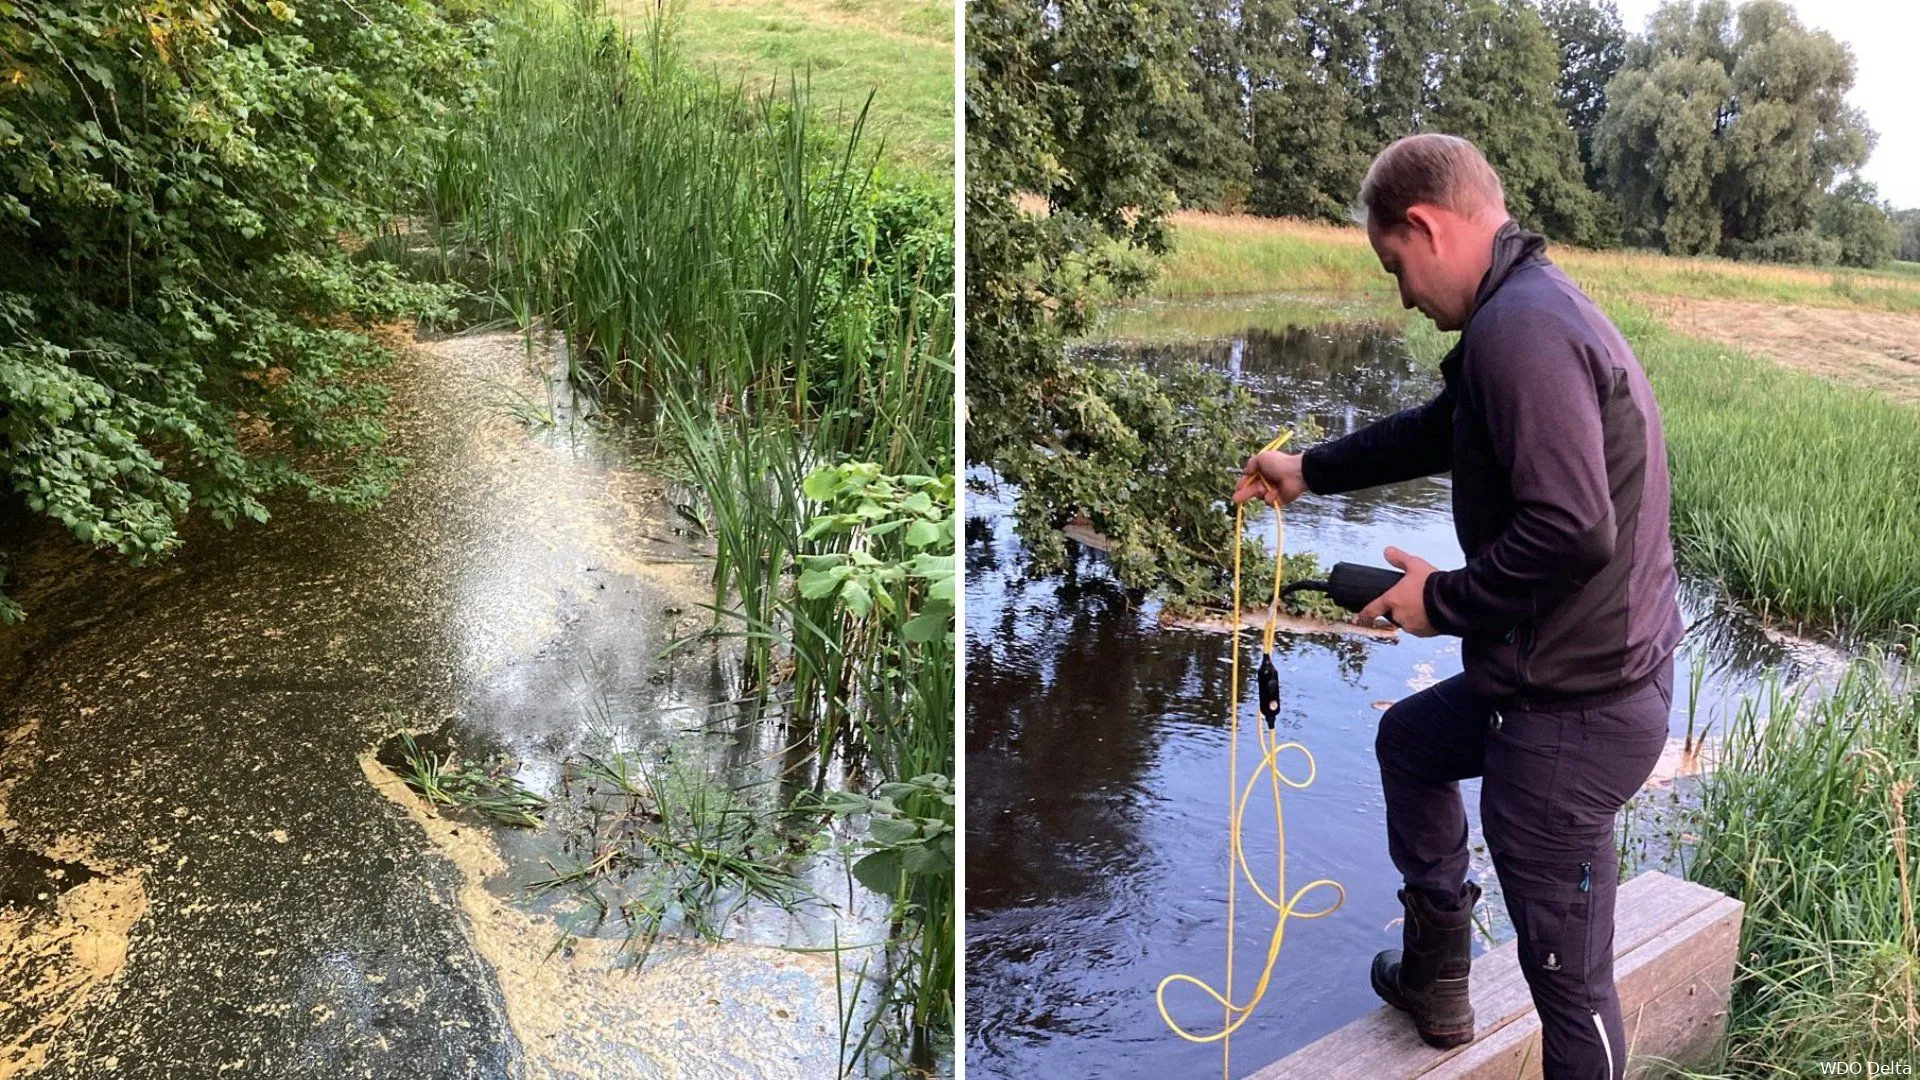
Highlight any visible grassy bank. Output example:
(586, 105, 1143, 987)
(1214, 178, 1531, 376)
(1130, 213, 1920, 638)
(621, 0, 954, 176)
(430, 2, 953, 1070)
(1679, 660, 1919, 1071)
(1623, 307, 1920, 637)
(1154, 213, 1920, 315)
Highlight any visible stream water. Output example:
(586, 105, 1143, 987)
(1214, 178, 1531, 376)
(0, 330, 881, 1079)
(963, 313, 1850, 1079)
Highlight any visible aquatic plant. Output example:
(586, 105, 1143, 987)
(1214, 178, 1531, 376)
(394, 732, 549, 829)
(807, 773, 955, 1074)
(792, 462, 955, 1073)
(531, 751, 803, 969)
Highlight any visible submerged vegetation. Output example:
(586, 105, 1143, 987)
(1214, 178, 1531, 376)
(395, 731, 550, 829)
(429, 3, 954, 1070)
(533, 749, 805, 969)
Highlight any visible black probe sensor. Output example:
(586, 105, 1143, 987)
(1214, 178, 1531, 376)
(1254, 562, 1405, 727)
(1278, 562, 1405, 614)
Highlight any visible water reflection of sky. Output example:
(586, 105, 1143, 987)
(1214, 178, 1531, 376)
(965, 318, 1839, 1079)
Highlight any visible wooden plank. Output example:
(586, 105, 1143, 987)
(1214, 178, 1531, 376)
(1249, 873, 1711, 1078)
(1245, 873, 1737, 1080)
(1063, 520, 1400, 640)
(1160, 608, 1402, 642)
(1621, 902, 1741, 1072)
(1061, 520, 1111, 551)
(1420, 895, 1742, 1080)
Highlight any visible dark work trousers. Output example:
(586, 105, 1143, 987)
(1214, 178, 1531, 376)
(1375, 655, 1674, 1080)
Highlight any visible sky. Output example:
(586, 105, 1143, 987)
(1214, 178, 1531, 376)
(1610, 0, 1920, 208)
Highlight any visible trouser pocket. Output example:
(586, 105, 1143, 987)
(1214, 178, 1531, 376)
(1495, 852, 1627, 1080)
(1496, 854, 1595, 992)
(1484, 686, 1669, 858)
(1481, 708, 1565, 856)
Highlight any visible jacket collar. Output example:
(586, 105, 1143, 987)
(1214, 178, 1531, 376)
(1436, 219, 1547, 382)
(1468, 219, 1548, 321)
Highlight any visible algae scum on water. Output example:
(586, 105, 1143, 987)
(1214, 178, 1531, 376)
(0, 331, 892, 1079)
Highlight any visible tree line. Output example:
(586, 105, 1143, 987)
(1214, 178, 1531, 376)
(1156, 0, 1901, 267)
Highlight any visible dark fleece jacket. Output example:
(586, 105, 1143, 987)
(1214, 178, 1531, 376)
(1301, 221, 1683, 703)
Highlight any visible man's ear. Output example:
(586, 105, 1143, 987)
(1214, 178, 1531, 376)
(1402, 205, 1442, 254)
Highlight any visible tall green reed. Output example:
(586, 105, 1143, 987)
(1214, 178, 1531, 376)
(1678, 657, 1920, 1071)
(1607, 303, 1920, 638)
(431, 2, 953, 1069)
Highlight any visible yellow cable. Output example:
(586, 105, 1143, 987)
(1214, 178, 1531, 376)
(1156, 431, 1346, 1079)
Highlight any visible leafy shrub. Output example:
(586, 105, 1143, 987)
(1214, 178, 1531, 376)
(1726, 229, 1841, 266)
(1819, 178, 1899, 268)
(0, 0, 485, 619)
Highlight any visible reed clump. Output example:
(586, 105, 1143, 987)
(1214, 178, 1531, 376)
(1618, 306, 1920, 637)
(1678, 659, 1920, 1071)
(430, 3, 954, 1070)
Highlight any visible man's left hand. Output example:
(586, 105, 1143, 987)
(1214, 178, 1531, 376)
(1354, 546, 1439, 637)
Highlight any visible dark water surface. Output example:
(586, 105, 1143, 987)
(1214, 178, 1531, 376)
(963, 320, 1839, 1079)
(0, 331, 872, 1079)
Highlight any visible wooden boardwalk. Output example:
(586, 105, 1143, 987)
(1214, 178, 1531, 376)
(1248, 871, 1743, 1079)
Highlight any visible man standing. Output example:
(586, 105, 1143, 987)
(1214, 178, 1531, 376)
(1234, 134, 1683, 1080)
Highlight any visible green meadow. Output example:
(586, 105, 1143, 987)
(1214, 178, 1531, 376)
(622, 0, 955, 176)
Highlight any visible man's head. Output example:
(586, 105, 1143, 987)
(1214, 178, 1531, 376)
(1359, 134, 1511, 331)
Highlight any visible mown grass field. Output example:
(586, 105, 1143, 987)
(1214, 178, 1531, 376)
(616, 0, 953, 176)
(1121, 212, 1920, 639)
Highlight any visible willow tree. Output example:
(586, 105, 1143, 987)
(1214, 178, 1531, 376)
(1540, 0, 1627, 186)
(1430, 0, 1612, 246)
(1593, 0, 1874, 257)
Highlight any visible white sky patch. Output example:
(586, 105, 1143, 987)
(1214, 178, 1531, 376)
(1610, 0, 1920, 208)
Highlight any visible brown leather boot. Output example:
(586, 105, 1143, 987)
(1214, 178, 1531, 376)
(1370, 882, 1480, 1048)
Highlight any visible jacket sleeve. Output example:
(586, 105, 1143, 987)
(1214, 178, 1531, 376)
(1422, 312, 1617, 638)
(1299, 379, 1455, 496)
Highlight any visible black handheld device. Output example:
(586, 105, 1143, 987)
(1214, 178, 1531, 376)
(1279, 562, 1406, 614)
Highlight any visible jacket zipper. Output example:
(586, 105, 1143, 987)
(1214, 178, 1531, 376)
(1580, 862, 1591, 893)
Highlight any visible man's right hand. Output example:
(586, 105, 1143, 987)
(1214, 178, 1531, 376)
(1232, 451, 1308, 507)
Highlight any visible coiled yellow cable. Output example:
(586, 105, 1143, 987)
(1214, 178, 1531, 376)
(1155, 431, 1346, 1079)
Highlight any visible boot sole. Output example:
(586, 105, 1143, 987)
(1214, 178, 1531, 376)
(1371, 966, 1475, 1049)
